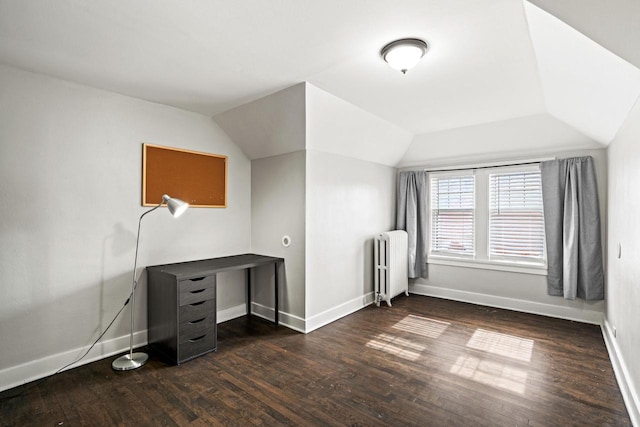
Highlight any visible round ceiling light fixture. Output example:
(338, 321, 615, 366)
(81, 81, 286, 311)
(380, 38, 428, 74)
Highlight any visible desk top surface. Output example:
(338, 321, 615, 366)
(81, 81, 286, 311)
(147, 253, 284, 279)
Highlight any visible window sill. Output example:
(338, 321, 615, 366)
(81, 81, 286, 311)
(427, 256, 547, 276)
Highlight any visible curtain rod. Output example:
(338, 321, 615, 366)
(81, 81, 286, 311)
(423, 157, 555, 174)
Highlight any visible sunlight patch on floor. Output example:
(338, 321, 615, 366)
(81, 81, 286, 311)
(450, 355, 528, 394)
(392, 315, 450, 339)
(366, 333, 426, 361)
(466, 329, 534, 362)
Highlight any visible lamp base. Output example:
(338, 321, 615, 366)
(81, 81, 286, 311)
(111, 352, 148, 371)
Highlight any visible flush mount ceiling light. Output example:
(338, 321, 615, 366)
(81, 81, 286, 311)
(381, 38, 429, 74)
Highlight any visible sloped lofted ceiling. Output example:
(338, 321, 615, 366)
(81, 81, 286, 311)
(0, 0, 638, 166)
(527, 0, 640, 71)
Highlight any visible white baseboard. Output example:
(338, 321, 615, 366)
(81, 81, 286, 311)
(250, 302, 306, 333)
(410, 284, 603, 324)
(219, 302, 306, 333)
(217, 303, 248, 323)
(0, 296, 373, 393)
(0, 303, 253, 394)
(602, 319, 640, 426)
(304, 292, 375, 333)
(0, 330, 148, 393)
(251, 292, 374, 334)
(251, 293, 375, 334)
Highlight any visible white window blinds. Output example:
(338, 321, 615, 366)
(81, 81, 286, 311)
(489, 171, 545, 263)
(430, 175, 475, 256)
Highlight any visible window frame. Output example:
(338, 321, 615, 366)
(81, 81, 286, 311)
(487, 165, 547, 267)
(428, 170, 476, 260)
(427, 164, 547, 276)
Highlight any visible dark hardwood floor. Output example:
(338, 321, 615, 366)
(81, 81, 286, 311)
(0, 295, 631, 426)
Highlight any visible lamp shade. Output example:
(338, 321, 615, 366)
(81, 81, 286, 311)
(162, 194, 189, 218)
(381, 38, 428, 74)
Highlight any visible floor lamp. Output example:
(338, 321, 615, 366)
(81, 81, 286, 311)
(112, 194, 189, 371)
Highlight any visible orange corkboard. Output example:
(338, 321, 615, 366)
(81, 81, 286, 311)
(142, 143, 227, 208)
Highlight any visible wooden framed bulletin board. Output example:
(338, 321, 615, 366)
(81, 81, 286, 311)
(142, 143, 227, 208)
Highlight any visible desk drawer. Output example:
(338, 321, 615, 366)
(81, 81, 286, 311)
(179, 276, 216, 306)
(179, 312, 215, 338)
(179, 298, 215, 322)
(178, 330, 216, 362)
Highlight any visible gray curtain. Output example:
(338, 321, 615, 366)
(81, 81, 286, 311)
(396, 171, 427, 278)
(540, 157, 604, 300)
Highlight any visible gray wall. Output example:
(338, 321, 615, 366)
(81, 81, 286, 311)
(404, 148, 607, 323)
(250, 149, 396, 332)
(251, 151, 307, 327)
(0, 65, 252, 388)
(606, 97, 640, 423)
(305, 150, 396, 329)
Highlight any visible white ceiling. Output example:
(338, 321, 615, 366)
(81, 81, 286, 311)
(1, 0, 639, 165)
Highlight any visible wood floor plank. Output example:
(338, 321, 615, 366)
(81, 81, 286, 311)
(0, 295, 632, 426)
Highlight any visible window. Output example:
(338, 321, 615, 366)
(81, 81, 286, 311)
(430, 174, 475, 257)
(428, 165, 546, 274)
(489, 171, 545, 263)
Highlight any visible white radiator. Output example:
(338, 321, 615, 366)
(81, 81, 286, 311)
(374, 230, 409, 307)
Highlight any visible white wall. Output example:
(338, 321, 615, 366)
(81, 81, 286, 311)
(406, 148, 607, 324)
(251, 151, 307, 330)
(0, 65, 252, 391)
(305, 150, 396, 331)
(605, 96, 640, 425)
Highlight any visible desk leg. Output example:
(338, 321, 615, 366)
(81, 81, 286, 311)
(246, 268, 252, 319)
(274, 263, 279, 326)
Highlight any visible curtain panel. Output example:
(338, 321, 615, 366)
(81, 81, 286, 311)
(396, 171, 428, 278)
(540, 156, 604, 300)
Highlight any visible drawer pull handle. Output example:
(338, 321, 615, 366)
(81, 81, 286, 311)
(189, 318, 206, 324)
(190, 277, 206, 282)
(188, 335, 206, 343)
(190, 289, 206, 294)
(190, 301, 205, 307)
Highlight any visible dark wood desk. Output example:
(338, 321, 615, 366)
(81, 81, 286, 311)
(147, 254, 284, 364)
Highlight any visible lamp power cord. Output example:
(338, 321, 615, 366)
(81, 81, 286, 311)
(0, 288, 135, 402)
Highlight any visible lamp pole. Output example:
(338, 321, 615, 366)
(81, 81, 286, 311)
(112, 195, 188, 371)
